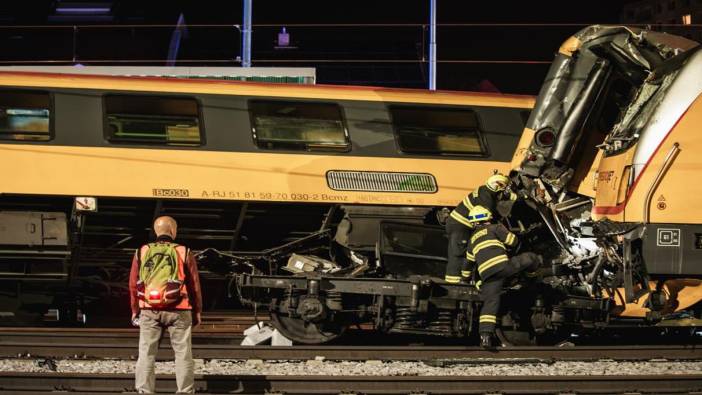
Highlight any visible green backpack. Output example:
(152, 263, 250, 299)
(136, 242, 184, 308)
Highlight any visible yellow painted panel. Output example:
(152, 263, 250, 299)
(558, 36, 582, 57)
(592, 148, 635, 222)
(0, 72, 534, 108)
(572, 150, 602, 198)
(609, 279, 702, 318)
(0, 144, 509, 207)
(625, 94, 702, 224)
(509, 127, 535, 171)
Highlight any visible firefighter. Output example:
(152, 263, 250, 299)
(444, 173, 517, 283)
(464, 205, 542, 348)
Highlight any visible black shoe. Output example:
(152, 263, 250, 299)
(480, 333, 493, 349)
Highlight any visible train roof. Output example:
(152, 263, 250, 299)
(0, 71, 534, 108)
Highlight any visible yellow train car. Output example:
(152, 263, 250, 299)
(0, 71, 532, 322)
(511, 25, 702, 323)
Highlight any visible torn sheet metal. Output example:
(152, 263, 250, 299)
(515, 25, 699, 190)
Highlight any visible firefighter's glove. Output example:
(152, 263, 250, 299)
(507, 191, 518, 201)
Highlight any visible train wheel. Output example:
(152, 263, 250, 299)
(495, 328, 534, 346)
(270, 312, 346, 344)
(269, 298, 347, 344)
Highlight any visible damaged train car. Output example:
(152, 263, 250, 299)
(510, 25, 702, 322)
(234, 25, 702, 344)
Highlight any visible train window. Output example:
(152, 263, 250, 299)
(520, 110, 532, 127)
(104, 95, 202, 146)
(390, 106, 486, 155)
(249, 100, 349, 151)
(0, 91, 51, 141)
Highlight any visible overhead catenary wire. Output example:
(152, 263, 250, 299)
(0, 23, 694, 66)
(0, 23, 701, 28)
(0, 59, 553, 64)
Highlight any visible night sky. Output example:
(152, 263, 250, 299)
(0, 1, 627, 94)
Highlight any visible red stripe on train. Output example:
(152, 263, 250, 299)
(592, 105, 691, 216)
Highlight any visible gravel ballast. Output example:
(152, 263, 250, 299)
(1, 358, 701, 376)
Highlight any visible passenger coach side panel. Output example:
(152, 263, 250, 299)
(341, 101, 396, 156)
(52, 91, 104, 147)
(477, 106, 528, 162)
(0, 86, 529, 207)
(198, 95, 249, 152)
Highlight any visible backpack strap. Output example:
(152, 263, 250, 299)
(163, 243, 181, 282)
(138, 244, 151, 265)
(174, 245, 188, 281)
(137, 244, 153, 282)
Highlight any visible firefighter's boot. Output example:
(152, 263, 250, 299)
(480, 332, 493, 349)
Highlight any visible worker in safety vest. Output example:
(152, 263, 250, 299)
(129, 216, 202, 394)
(464, 205, 541, 348)
(444, 173, 517, 283)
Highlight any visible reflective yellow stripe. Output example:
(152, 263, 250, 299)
(463, 196, 474, 210)
(461, 270, 471, 277)
(450, 211, 474, 228)
(479, 315, 497, 323)
(471, 228, 488, 243)
(505, 232, 516, 246)
(473, 240, 505, 255)
(466, 252, 475, 261)
(509, 191, 517, 201)
(445, 275, 461, 283)
(478, 255, 508, 274)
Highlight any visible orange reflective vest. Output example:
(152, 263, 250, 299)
(136, 243, 192, 310)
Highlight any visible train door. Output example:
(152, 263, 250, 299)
(592, 148, 636, 222)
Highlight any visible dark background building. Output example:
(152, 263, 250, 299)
(621, 0, 702, 41)
(0, 1, 696, 94)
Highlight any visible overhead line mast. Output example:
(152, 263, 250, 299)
(429, 0, 437, 90)
(242, 0, 252, 67)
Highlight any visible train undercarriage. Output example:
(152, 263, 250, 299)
(223, 199, 702, 345)
(1, 193, 700, 342)
(0, 194, 340, 325)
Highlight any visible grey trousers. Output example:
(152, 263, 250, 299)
(135, 309, 194, 394)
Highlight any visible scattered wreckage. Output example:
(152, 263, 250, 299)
(202, 25, 702, 344)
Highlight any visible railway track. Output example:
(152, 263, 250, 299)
(0, 310, 261, 344)
(0, 372, 700, 394)
(0, 327, 245, 345)
(0, 338, 700, 361)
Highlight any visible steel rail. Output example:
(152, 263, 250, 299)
(0, 330, 244, 346)
(0, 341, 700, 361)
(0, 372, 701, 394)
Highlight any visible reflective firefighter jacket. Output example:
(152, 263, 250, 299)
(465, 223, 517, 280)
(449, 185, 515, 228)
